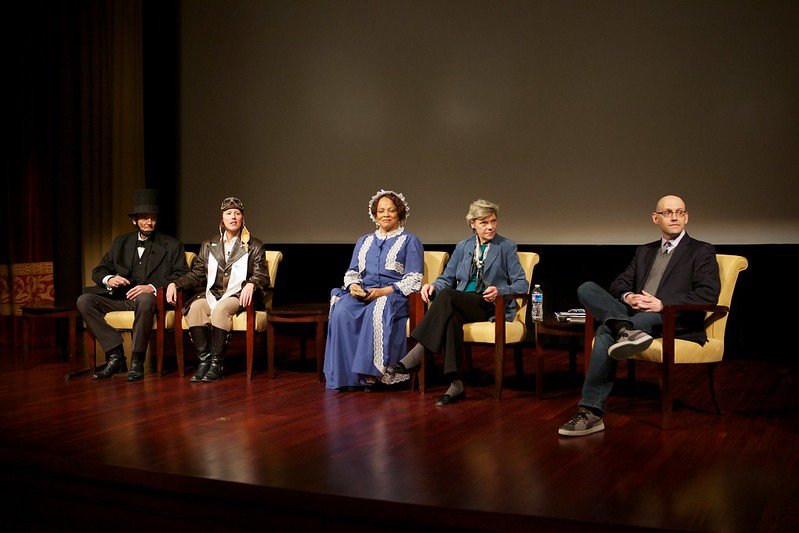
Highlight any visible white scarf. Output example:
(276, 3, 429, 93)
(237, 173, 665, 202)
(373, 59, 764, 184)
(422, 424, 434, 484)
(473, 235, 490, 290)
(206, 252, 249, 311)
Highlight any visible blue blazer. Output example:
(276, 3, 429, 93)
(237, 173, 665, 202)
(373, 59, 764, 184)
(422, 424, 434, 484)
(433, 234, 529, 322)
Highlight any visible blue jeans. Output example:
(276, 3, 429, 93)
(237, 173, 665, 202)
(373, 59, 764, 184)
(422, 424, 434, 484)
(577, 281, 662, 414)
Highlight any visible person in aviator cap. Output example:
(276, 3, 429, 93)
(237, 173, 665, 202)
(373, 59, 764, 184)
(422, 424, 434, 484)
(77, 188, 188, 382)
(167, 196, 270, 382)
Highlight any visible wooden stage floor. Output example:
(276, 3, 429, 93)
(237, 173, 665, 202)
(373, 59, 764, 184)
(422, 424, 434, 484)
(1, 340, 797, 532)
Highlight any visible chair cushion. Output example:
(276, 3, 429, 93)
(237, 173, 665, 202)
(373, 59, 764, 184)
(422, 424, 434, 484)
(632, 338, 724, 364)
(181, 311, 268, 331)
(463, 320, 526, 344)
(231, 310, 268, 332)
(105, 310, 175, 329)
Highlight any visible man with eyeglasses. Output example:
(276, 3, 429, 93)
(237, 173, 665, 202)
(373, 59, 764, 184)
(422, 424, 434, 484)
(77, 189, 188, 382)
(559, 195, 720, 436)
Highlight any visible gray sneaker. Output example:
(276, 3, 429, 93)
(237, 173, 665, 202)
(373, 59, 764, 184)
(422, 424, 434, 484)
(607, 328, 653, 361)
(558, 407, 605, 437)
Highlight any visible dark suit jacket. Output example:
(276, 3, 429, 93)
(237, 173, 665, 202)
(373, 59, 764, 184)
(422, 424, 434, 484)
(609, 234, 720, 344)
(85, 231, 188, 298)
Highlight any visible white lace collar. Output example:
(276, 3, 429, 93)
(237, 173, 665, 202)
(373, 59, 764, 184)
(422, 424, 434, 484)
(374, 226, 405, 240)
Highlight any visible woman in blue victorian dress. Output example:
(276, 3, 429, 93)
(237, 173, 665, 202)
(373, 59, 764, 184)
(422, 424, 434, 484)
(324, 190, 424, 391)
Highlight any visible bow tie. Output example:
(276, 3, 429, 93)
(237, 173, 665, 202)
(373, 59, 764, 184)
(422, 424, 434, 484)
(137, 240, 150, 247)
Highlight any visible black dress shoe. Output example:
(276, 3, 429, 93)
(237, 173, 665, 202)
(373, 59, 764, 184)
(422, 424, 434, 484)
(435, 389, 465, 407)
(127, 362, 144, 382)
(385, 362, 419, 375)
(92, 357, 128, 380)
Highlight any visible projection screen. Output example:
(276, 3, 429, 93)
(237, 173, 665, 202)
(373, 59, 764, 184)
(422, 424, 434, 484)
(179, 0, 799, 245)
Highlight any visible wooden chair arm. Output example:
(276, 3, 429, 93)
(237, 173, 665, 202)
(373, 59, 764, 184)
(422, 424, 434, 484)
(582, 302, 727, 370)
(493, 295, 507, 340)
(155, 286, 168, 331)
(409, 292, 425, 332)
(246, 299, 256, 332)
(409, 291, 527, 338)
(493, 293, 529, 318)
(175, 288, 185, 331)
(660, 303, 729, 329)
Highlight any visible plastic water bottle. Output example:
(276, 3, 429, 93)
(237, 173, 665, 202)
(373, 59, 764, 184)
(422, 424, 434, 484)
(531, 284, 543, 321)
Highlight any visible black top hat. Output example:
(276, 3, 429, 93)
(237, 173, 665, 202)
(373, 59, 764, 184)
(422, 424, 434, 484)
(128, 189, 160, 216)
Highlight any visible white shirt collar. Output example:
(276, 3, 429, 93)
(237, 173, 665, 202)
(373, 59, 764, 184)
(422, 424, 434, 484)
(662, 231, 686, 253)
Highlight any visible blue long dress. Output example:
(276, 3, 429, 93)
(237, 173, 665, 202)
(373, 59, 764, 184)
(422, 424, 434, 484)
(324, 227, 424, 389)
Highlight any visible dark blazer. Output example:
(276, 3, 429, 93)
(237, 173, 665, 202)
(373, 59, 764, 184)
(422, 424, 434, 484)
(86, 231, 188, 298)
(174, 235, 270, 313)
(433, 234, 529, 322)
(609, 233, 721, 343)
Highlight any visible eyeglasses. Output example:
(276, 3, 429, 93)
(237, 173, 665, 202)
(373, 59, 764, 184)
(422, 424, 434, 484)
(654, 209, 686, 218)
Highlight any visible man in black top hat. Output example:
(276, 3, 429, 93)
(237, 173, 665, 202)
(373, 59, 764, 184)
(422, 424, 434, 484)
(77, 189, 188, 381)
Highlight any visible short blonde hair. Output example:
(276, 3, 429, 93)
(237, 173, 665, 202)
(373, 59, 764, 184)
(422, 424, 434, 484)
(466, 199, 499, 226)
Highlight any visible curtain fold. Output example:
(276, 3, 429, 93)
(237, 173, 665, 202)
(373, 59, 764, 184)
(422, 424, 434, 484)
(2, 0, 145, 349)
(81, 0, 145, 287)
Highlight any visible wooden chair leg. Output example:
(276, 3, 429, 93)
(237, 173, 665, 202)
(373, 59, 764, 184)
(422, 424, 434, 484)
(174, 325, 185, 377)
(246, 329, 255, 380)
(403, 341, 422, 392)
(267, 322, 276, 379)
(708, 363, 723, 414)
(176, 328, 185, 377)
(86, 330, 97, 372)
(494, 341, 505, 400)
(535, 350, 544, 401)
(156, 330, 164, 377)
(513, 344, 524, 381)
(418, 349, 429, 394)
(408, 370, 417, 392)
(661, 360, 674, 430)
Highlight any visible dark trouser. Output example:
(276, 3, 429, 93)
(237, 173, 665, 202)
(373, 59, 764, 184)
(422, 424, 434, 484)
(410, 288, 493, 377)
(577, 281, 663, 414)
(77, 292, 157, 355)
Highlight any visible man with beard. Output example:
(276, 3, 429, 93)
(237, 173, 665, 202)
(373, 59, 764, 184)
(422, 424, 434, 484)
(77, 189, 188, 382)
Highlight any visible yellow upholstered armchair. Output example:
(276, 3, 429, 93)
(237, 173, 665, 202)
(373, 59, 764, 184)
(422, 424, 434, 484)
(174, 250, 282, 379)
(462, 251, 539, 400)
(408, 251, 451, 334)
(411, 251, 540, 399)
(86, 251, 197, 376)
(584, 254, 748, 428)
(406, 251, 450, 390)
